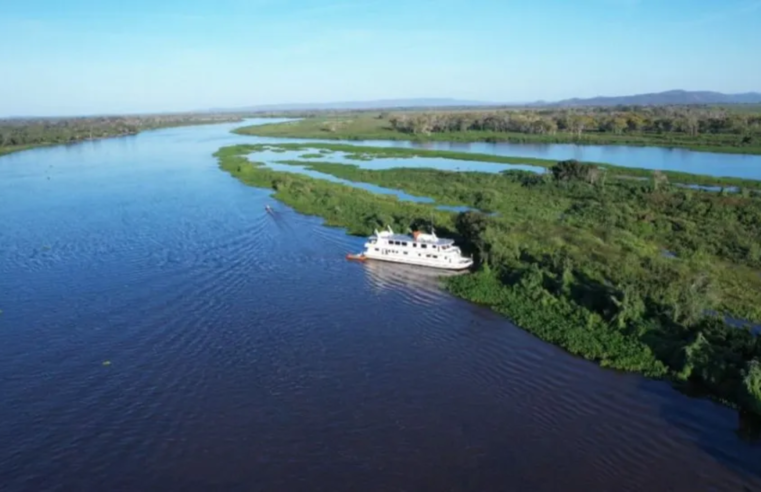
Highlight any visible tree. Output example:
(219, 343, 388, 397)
(551, 159, 595, 182)
(626, 114, 646, 132)
(587, 166, 602, 185)
(610, 116, 628, 134)
(364, 212, 392, 231)
(567, 114, 593, 138)
(741, 360, 761, 416)
(455, 211, 490, 264)
(684, 115, 699, 136)
(652, 170, 669, 191)
(610, 285, 646, 329)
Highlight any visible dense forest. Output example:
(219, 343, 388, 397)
(215, 142, 761, 422)
(0, 113, 245, 155)
(387, 106, 761, 139)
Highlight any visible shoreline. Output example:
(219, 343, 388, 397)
(234, 118, 761, 156)
(0, 145, 41, 157)
(214, 142, 761, 422)
(0, 117, 248, 159)
(239, 141, 761, 191)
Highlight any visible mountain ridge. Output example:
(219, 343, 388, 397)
(543, 89, 761, 107)
(206, 98, 497, 112)
(209, 90, 761, 112)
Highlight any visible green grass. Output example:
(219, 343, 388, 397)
(0, 114, 246, 159)
(235, 114, 761, 155)
(216, 142, 761, 420)
(242, 142, 761, 191)
(0, 145, 41, 157)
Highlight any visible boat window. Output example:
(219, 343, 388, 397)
(402, 242, 407, 246)
(403, 251, 408, 255)
(413, 243, 417, 248)
(374, 248, 379, 251)
(421, 244, 427, 249)
(432, 255, 438, 259)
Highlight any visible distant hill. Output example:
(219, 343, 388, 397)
(208, 98, 497, 112)
(541, 90, 761, 107)
(207, 90, 761, 113)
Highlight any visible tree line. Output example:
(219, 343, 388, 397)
(0, 113, 244, 148)
(387, 106, 761, 139)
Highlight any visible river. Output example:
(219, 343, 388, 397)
(1, 120, 760, 491)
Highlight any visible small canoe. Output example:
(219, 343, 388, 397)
(346, 253, 366, 262)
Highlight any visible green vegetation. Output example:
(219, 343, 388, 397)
(0, 113, 247, 157)
(214, 145, 456, 235)
(0, 145, 38, 157)
(216, 142, 761, 419)
(236, 106, 761, 154)
(241, 142, 761, 191)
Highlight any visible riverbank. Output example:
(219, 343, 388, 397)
(0, 145, 39, 157)
(0, 114, 248, 159)
(244, 141, 761, 191)
(215, 142, 761, 419)
(234, 115, 761, 155)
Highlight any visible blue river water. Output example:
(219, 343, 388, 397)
(1, 119, 760, 491)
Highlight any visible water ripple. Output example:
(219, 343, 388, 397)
(2, 120, 761, 492)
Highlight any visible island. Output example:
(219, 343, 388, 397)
(234, 105, 761, 155)
(215, 142, 761, 419)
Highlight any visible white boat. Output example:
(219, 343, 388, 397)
(347, 225, 474, 270)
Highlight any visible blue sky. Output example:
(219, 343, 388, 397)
(0, 0, 759, 116)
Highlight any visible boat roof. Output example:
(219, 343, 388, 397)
(373, 232, 455, 245)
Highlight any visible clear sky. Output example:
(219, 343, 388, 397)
(1, 0, 759, 116)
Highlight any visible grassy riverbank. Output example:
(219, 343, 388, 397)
(0, 113, 248, 158)
(215, 142, 761, 418)
(0, 145, 39, 157)
(235, 113, 761, 155)
(243, 141, 761, 191)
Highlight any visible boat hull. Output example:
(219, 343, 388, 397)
(362, 251, 473, 270)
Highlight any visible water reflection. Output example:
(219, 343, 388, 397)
(638, 377, 761, 489)
(363, 259, 467, 299)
